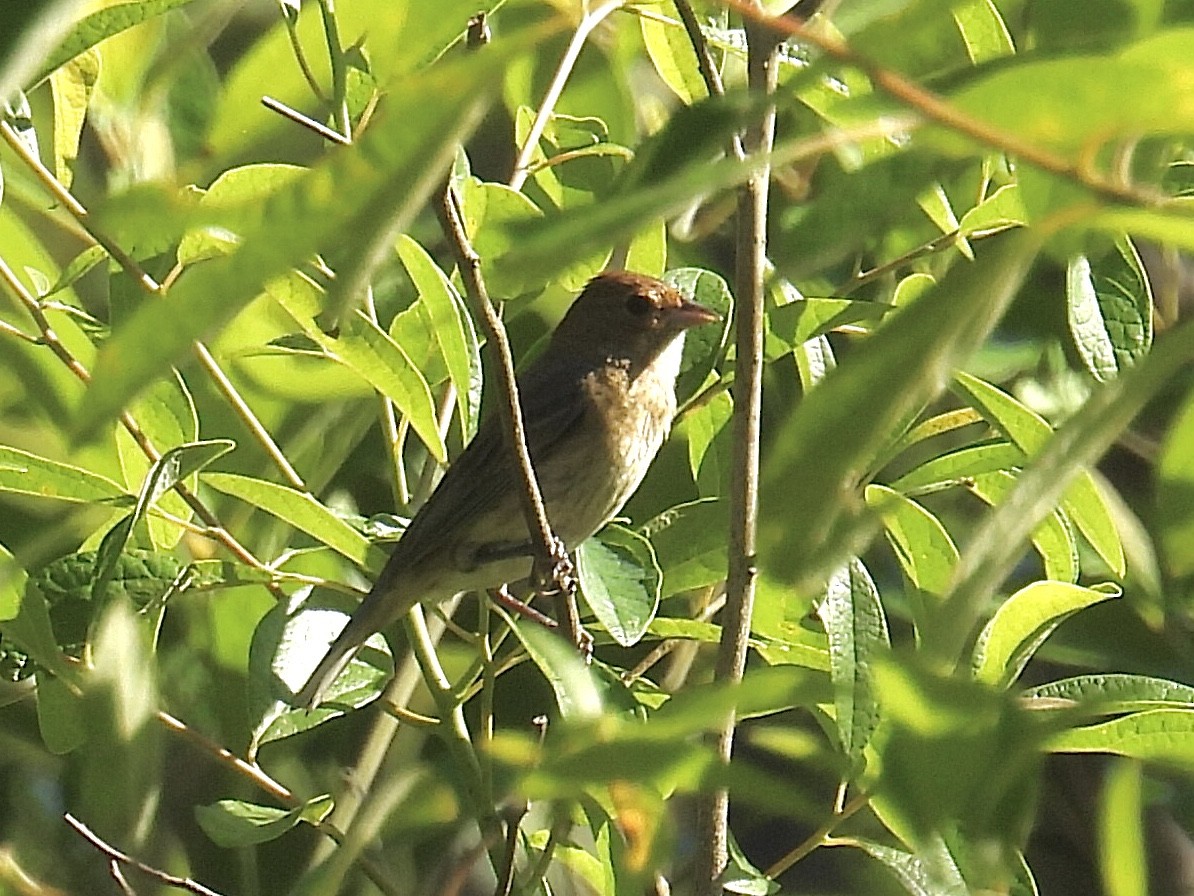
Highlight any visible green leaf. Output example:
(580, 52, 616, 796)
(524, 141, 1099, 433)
(176, 163, 306, 266)
(203, 472, 387, 572)
(640, 0, 709, 104)
(1066, 237, 1153, 383)
(952, 371, 1126, 577)
(80, 600, 160, 833)
(196, 794, 332, 848)
(643, 498, 727, 597)
(396, 235, 478, 437)
(952, 0, 1015, 64)
(760, 232, 1039, 587)
(247, 589, 392, 752)
(766, 298, 892, 358)
(1023, 674, 1194, 715)
(0, 445, 127, 505)
(1100, 760, 1148, 896)
(664, 267, 733, 406)
(817, 558, 889, 757)
(891, 442, 1026, 493)
(0, 544, 27, 623)
(92, 440, 234, 602)
(576, 524, 661, 648)
(972, 581, 1120, 688)
(1156, 380, 1194, 577)
(48, 47, 99, 188)
(940, 29, 1194, 153)
(115, 374, 201, 550)
(957, 184, 1026, 237)
(850, 836, 968, 896)
(967, 471, 1078, 584)
(866, 484, 958, 649)
(36, 671, 86, 754)
(1050, 708, 1194, 767)
(27, 0, 198, 89)
(78, 35, 536, 437)
(510, 617, 604, 721)
(269, 273, 446, 462)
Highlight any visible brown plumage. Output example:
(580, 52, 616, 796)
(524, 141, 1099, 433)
(296, 271, 718, 708)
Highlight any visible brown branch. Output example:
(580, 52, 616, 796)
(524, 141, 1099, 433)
(65, 813, 228, 896)
(434, 185, 584, 647)
(694, 5, 780, 891)
(726, 0, 1166, 208)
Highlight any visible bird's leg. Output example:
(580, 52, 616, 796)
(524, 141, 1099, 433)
(488, 585, 557, 628)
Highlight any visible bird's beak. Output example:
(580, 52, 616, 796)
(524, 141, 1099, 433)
(671, 299, 721, 329)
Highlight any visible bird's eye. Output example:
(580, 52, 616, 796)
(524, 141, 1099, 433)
(625, 293, 653, 316)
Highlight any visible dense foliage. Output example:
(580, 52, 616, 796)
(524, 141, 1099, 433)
(3, 1, 1194, 894)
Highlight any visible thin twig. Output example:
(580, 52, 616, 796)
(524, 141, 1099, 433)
(764, 790, 870, 877)
(695, 6, 780, 891)
(674, 0, 746, 162)
(65, 813, 228, 896)
(0, 253, 273, 575)
(280, 12, 330, 103)
(435, 185, 580, 643)
(315, 0, 352, 139)
(727, 0, 1167, 208)
(508, 0, 625, 190)
(0, 121, 161, 296)
(262, 95, 352, 145)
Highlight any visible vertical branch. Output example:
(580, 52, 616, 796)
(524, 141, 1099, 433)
(694, 6, 780, 892)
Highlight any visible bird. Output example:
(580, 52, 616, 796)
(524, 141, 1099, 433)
(295, 270, 719, 708)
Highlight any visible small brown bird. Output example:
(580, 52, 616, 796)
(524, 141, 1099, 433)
(296, 271, 719, 708)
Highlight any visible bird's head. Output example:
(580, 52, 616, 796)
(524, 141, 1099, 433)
(549, 271, 720, 372)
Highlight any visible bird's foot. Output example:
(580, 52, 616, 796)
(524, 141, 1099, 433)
(531, 536, 576, 599)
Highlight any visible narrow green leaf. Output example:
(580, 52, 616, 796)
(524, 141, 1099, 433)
(817, 558, 889, 757)
(0, 445, 127, 504)
(203, 472, 386, 572)
(48, 47, 98, 188)
(866, 484, 958, 648)
(968, 471, 1078, 584)
(91, 440, 233, 602)
(269, 273, 446, 462)
(78, 37, 535, 437)
(851, 836, 968, 896)
(196, 794, 333, 848)
(1023, 674, 1194, 714)
(952, 371, 1125, 576)
(972, 581, 1120, 688)
(396, 235, 477, 437)
(953, 0, 1015, 64)
(1099, 760, 1148, 896)
(576, 524, 661, 648)
(766, 298, 892, 358)
(26, 0, 194, 88)
(510, 617, 604, 721)
(1050, 708, 1194, 767)
(1156, 379, 1194, 576)
(957, 183, 1026, 236)
(640, 0, 709, 104)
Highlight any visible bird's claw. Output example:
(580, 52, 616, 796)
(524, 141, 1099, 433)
(532, 536, 576, 598)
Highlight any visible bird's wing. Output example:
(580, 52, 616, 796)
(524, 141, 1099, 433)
(377, 359, 591, 576)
